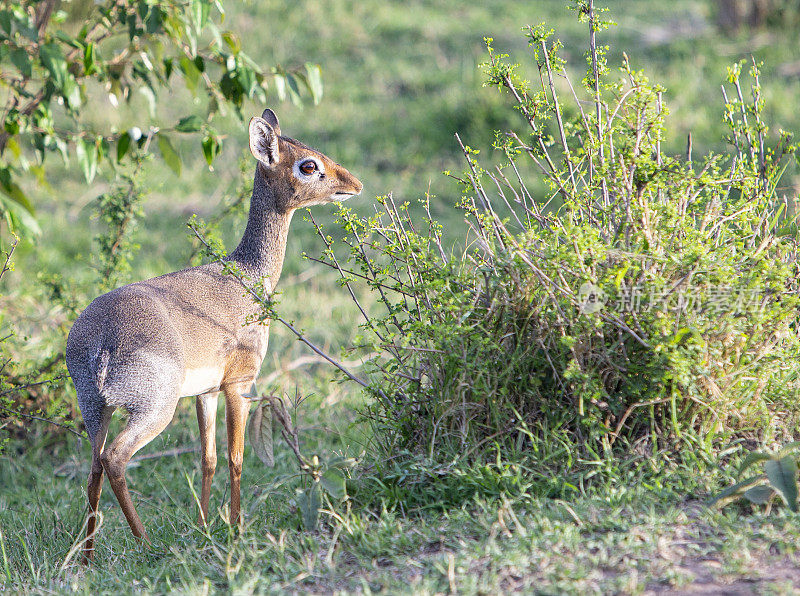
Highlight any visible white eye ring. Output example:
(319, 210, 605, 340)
(293, 157, 325, 180)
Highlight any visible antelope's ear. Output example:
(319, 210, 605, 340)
(261, 109, 281, 136)
(249, 117, 280, 166)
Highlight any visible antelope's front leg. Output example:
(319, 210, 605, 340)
(223, 385, 250, 526)
(196, 393, 219, 525)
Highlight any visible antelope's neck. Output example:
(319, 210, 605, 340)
(229, 169, 294, 288)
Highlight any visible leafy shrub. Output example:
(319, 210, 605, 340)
(0, 240, 78, 450)
(317, 5, 800, 473)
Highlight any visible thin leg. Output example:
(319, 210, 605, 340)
(83, 406, 114, 563)
(100, 405, 177, 543)
(224, 386, 250, 526)
(196, 393, 218, 525)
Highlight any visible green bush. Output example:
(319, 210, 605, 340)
(319, 6, 800, 473)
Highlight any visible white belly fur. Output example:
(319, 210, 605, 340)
(179, 366, 224, 397)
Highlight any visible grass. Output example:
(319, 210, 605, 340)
(3, 0, 800, 593)
(3, 421, 800, 593)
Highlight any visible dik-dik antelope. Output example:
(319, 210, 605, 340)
(66, 108, 362, 562)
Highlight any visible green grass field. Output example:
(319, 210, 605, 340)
(3, 0, 800, 593)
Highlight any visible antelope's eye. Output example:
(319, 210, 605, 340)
(299, 160, 317, 175)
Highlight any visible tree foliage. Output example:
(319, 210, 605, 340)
(0, 0, 322, 236)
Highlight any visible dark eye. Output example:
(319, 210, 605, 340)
(299, 160, 317, 175)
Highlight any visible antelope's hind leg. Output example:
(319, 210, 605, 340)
(83, 405, 114, 563)
(100, 396, 180, 543)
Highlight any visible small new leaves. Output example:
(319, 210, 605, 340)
(312, 10, 800, 475)
(248, 401, 275, 467)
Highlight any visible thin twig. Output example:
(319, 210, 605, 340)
(307, 212, 398, 358)
(587, 0, 609, 208)
(189, 224, 389, 402)
(0, 403, 86, 439)
(258, 353, 377, 386)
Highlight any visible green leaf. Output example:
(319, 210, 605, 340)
(765, 456, 799, 512)
(737, 451, 773, 477)
(40, 42, 69, 90)
(285, 73, 303, 107)
(179, 56, 200, 92)
(0, 176, 33, 215)
(321, 467, 346, 501)
(708, 474, 765, 506)
(247, 402, 274, 467)
(613, 263, 630, 290)
(273, 73, 287, 101)
(75, 138, 97, 183)
(201, 133, 220, 166)
(10, 48, 31, 78)
(191, 0, 211, 30)
(298, 483, 321, 530)
(743, 484, 775, 505)
(0, 193, 40, 236)
(99, 138, 110, 161)
(671, 327, 699, 346)
(238, 65, 256, 97)
(163, 57, 174, 80)
(83, 42, 97, 76)
(176, 115, 204, 133)
(55, 31, 82, 50)
(14, 11, 37, 41)
(304, 63, 323, 105)
(117, 132, 131, 162)
(142, 3, 164, 34)
(3, 111, 19, 135)
(63, 78, 82, 109)
(157, 135, 182, 176)
(0, 11, 11, 35)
